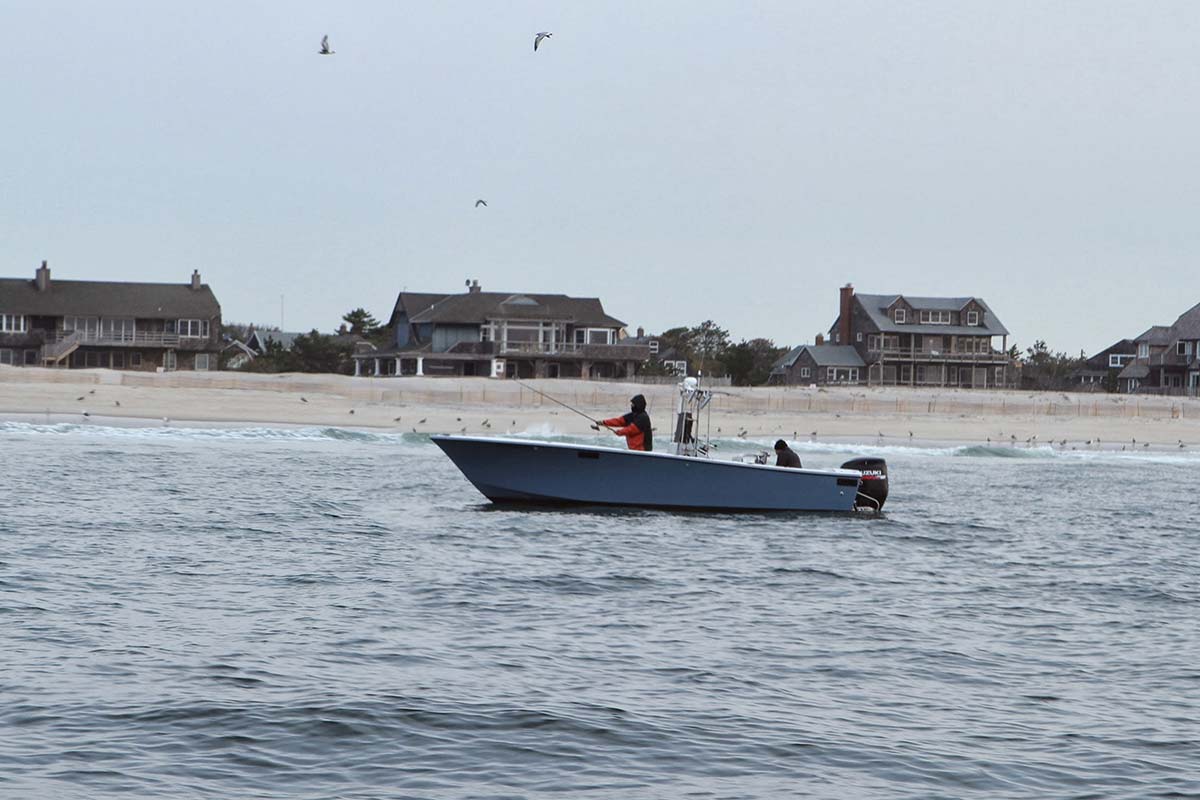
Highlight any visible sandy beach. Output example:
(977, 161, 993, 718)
(2, 366, 1199, 450)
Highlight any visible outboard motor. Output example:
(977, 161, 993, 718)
(841, 457, 888, 512)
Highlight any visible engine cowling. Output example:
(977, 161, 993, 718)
(841, 457, 888, 511)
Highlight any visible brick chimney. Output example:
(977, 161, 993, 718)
(190, 269, 202, 290)
(636, 326, 645, 338)
(468, 278, 481, 294)
(35, 260, 51, 292)
(815, 332, 824, 346)
(838, 283, 854, 345)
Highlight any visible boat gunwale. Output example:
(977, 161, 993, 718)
(429, 434, 864, 479)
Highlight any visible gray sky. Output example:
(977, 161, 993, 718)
(3, 0, 1198, 355)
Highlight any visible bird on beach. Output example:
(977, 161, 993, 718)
(456, 417, 462, 422)
(475, 199, 487, 208)
(319, 35, 334, 55)
(89, 389, 95, 394)
(419, 418, 427, 424)
(76, 396, 84, 401)
(114, 401, 120, 407)
(349, 409, 355, 415)
(393, 416, 402, 422)
(301, 397, 308, 403)
(534, 31, 552, 51)
(82, 411, 90, 418)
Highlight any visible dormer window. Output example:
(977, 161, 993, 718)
(967, 310, 979, 326)
(649, 340, 659, 354)
(1138, 343, 1149, 358)
(894, 308, 906, 324)
(918, 310, 952, 325)
(1178, 341, 1190, 356)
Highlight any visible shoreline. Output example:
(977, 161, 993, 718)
(2, 367, 1199, 450)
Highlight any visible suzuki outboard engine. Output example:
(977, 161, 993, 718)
(841, 457, 888, 511)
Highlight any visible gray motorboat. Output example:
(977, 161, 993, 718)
(432, 378, 888, 513)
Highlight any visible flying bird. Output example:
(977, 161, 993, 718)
(475, 199, 487, 208)
(534, 31, 552, 51)
(319, 35, 334, 55)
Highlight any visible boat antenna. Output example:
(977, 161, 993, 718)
(515, 380, 605, 427)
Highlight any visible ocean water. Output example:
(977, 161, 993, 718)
(1, 421, 1197, 799)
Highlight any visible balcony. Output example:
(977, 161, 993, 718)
(447, 340, 651, 360)
(870, 347, 1008, 363)
(45, 330, 215, 350)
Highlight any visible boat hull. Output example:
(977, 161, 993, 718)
(431, 435, 863, 512)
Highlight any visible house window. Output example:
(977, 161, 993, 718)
(85, 351, 103, 368)
(194, 353, 211, 371)
(1177, 341, 1190, 356)
(164, 351, 177, 371)
(800, 367, 810, 378)
(1108, 354, 1131, 368)
(0, 314, 27, 333)
(131, 352, 142, 367)
(894, 308, 906, 324)
(856, 332, 863, 342)
(1138, 343, 1149, 358)
(588, 329, 611, 345)
(918, 310, 952, 325)
(24, 349, 38, 365)
(649, 340, 659, 354)
(112, 352, 125, 369)
(178, 319, 209, 338)
(0, 349, 12, 365)
(995, 366, 1005, 384)
(967, 310, 979, 326)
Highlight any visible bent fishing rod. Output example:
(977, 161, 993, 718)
(514, 380, 612, 431)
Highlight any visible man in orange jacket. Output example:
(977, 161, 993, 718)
(594, 394, 653, 451)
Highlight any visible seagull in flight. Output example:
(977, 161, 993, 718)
(319, 35, 334, 55)
(534, 31, 552, 51)
(475, 199, 487, 208)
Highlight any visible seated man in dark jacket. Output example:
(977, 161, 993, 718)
(774, 439, 802, 468)
(595, 394, 653, 451)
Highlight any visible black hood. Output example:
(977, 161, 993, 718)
(630, 394, 646, 413)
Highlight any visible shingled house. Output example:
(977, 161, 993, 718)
(1073, 338, 1137, 388)
(770, 340, 866, 385)
(353, 280, 649, 379)
(827, 284, 1012, 387)
(1116, 304, 1200, 393)
(0, 261, 222, 371)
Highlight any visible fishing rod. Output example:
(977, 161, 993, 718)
(515, 380, 610, 430)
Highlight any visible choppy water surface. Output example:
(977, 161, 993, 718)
(1, 421, 1197, 799)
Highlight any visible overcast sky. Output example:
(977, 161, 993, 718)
(3, 1, 1198, 354)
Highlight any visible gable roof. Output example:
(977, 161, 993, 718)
(843, 293, 1009, 337)
(0, 277, 220, 318)
(1167, 301, 1200, 341)
(774, 344, 864, 370)
(407, 291, 625, 327)
(386, 292, 451, 329)
(1134, 325, 1173, 345)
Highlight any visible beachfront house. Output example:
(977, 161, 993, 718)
(1073, 339, 1137, 389)
(0, 261, 222, 371)
(1116, 303, 1200, 393)
(623, 328, 689, 376)
(353, 280, 649, 379)
(826, 284, 1012, 388)
(770, 339, 865, 386)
